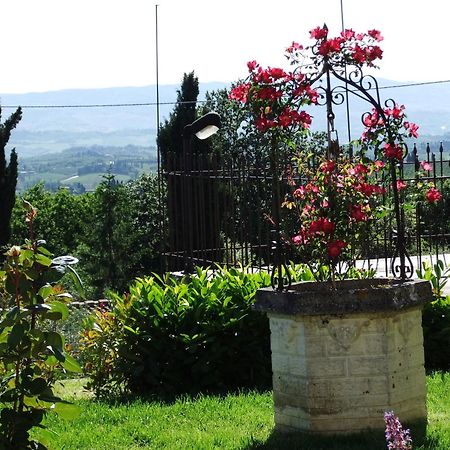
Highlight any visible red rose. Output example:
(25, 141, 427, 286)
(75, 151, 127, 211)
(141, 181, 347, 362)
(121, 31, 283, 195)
(426, 187, 442, 203)
(350, 205, 368, 222)
(384, 143, 403, 161)
(321, 218, 335, 234)
(396, 180, 407, 191)
(310, 26, 328, 40)
(320, 160, 336, 173)
(327, 240, 347, 259)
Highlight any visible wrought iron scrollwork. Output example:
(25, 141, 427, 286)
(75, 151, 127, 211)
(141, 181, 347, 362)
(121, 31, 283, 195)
(390, 229, 414, 279)
(270, 259, 292, 291)
(315, 85, 347, 107)
(269, 51, 414, 286)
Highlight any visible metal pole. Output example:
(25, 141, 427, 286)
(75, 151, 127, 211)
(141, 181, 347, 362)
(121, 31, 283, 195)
(340, 0, 353, 154)
(155, 4, 165, 272)
(183, 129, 194, 274)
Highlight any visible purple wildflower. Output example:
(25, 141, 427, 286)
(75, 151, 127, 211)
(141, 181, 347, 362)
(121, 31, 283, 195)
(384, 411, 413, 450)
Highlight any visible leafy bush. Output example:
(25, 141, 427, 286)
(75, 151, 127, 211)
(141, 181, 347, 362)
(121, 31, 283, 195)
(11, 183, 90, 257)
(418, 260, 450, 371)
(11, 174, 164, 298)
(81, 267, 272, 398)
(0, 203, 82, 449)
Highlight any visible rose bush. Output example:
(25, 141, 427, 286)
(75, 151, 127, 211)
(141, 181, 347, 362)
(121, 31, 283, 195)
(230, 25, 442, 281)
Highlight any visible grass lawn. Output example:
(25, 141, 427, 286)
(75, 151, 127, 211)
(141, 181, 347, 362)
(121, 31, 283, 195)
(35, 373, 450, 449)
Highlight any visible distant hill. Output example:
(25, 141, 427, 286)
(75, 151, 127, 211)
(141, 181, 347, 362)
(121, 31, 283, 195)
(1, 82, 227, 158)
(17, 144, 156, 192)
(2, 79, 450, 162)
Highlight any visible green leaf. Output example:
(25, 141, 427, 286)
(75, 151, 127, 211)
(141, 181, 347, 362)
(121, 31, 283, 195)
(123, 325, 138, 335)
(29, 377, 48, 395)
(47, 302, 69, 321)
(65, 265, 85, 299)
(0, 306, 20, 327)
(61, 353, 82, 373)
(49, 346, 66, 363)
(46, 331, 64, 351)
(35, 253, 53, 267)
(54, 401, 81, 420)
(7, 323, 25, 348)
(0, 327, 11, 344)
(38, 387, 62, 403)
(45, 355, 59, 367)
(38, 284, 54, 300)
(37, 246, 53, 257)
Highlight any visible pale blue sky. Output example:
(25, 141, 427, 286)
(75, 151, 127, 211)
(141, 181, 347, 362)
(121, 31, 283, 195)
(1, 0, 448, 94)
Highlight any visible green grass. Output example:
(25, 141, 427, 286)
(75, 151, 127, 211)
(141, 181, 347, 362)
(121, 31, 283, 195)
(35, 373, 450, 449)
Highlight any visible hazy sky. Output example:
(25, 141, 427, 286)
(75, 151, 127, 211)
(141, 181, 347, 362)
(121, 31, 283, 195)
(1, 0, 449, 94)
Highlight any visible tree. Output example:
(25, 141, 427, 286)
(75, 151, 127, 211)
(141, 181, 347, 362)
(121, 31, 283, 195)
(11, 183, 90, 256)
(77, 173, 163, 297)
(157, 72, 203, 270)
(158, 71, 200, 169)
(0, 106, 22, 248)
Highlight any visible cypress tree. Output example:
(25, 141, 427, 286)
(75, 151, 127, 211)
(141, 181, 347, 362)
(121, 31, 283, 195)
(158, 73, 200, 269)
(158, 71, 200, 170)
(0, 106, 22, 247)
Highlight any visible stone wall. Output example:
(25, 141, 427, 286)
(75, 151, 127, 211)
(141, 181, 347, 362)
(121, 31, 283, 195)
(269, 307, 427, 433)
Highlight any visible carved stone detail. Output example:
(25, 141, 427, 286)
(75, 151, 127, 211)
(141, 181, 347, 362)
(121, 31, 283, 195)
(325, 320, 367, 350)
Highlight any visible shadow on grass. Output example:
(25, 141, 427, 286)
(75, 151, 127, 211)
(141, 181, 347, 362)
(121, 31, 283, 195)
(243, 421, 429, 450)
(89, 385, 272, 407)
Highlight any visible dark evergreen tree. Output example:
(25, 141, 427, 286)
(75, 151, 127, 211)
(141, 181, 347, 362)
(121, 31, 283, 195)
(157, 72, 202, 270)
(0, 106, 22, 247)
(158, 71, 200, 170)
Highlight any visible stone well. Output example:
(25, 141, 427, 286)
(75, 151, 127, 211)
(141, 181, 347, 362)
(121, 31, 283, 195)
(254, 278, 433, 434)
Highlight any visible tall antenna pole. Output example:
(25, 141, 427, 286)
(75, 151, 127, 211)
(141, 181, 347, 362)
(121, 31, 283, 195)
(155, 4, 161, 165)
(339, 0, 346, 31)
(340, 0, 352, 154)
(155, 4, 165, 271)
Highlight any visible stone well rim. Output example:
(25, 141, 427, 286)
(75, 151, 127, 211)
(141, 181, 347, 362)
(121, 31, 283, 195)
(253, 278, 433, 316)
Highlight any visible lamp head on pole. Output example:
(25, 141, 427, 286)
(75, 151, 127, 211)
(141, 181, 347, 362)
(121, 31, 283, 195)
(183, 112, 221, 140)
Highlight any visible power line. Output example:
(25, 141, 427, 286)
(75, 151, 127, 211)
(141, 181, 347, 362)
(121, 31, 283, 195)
(379, 79, 450, 90)
(0, 100, 190, 109)
(2, 79, 450, 109)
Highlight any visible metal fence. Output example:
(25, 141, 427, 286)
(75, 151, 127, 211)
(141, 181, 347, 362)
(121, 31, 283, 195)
(163, 149, 273, 272)
(162, 140, 450, 277)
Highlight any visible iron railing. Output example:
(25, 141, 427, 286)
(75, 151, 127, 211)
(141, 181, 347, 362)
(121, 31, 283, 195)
(162, 140, 450, 277)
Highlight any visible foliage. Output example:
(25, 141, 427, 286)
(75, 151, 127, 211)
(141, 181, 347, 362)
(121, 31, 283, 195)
(0, 106, 22, 249)
(0, 202, 82, 449)
(158, 71, 201, 169)
(81, 263, 374, 399)
(81, 266, 272, 398)
(418, 260, 450, 371)
(76, 174, 129, 297)
(11, 183, 91, 257)
(77, 173, 163, 297)
(11, 173, 163, 298)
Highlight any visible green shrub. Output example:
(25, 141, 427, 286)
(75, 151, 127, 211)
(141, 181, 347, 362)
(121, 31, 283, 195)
(0, 202, 82, 449)
(418, 260, 450, 371)
(422, 296, 450, 371)
(81, 267, 272, 398)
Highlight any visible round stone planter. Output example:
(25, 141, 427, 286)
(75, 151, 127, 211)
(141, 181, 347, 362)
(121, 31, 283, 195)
(253, 278, 433, 434)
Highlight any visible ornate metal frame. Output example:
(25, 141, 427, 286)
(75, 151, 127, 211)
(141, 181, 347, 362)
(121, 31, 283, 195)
(270, 58, 414, 290)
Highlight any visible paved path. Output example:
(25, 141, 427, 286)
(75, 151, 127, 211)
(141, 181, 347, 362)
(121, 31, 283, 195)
(355, 254, 450, 296)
